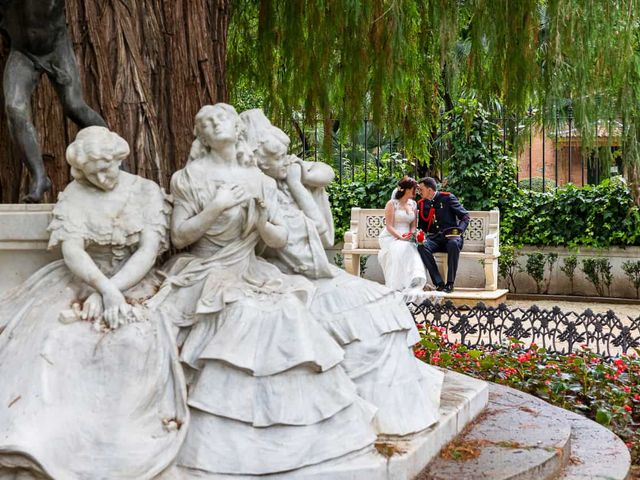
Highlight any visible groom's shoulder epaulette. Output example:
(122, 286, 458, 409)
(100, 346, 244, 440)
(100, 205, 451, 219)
(439, 191, 451, 196)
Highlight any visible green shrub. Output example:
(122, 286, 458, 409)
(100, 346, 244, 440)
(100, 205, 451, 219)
(525, 252, 546, 293)
(442, 98, 519, 212)
(622, 260, 640, 299)
(560, 255, 578, 294)
(327, 177, 397, 241)
(582, 257, 613, 296)
(518, 177, 557, 192)
(544, 253, 559, 294)
(498, 244, 522, 292)
(503, 177, 640, 248)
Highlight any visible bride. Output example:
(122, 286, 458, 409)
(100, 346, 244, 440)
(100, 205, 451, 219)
(378, 176, 428, 297)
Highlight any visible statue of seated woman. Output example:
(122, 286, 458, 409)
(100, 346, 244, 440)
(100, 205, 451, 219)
(241, 109, 444, 436)
(149, 103, 377, 476)
(0, 127, 187, 480)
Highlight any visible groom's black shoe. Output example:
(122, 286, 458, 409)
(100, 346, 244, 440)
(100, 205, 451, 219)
(435, 283, 445, 291)
(444, 283, 455, 293)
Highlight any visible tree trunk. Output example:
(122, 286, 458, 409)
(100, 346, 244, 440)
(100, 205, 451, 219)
(0, 0, 230, 203)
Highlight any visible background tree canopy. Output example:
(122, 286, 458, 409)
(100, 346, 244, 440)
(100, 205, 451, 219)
(1, 0, 639, 202)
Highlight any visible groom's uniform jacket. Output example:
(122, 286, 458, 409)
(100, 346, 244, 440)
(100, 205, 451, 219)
(416, 192, 470, 286)
(416, 192, 470, 237)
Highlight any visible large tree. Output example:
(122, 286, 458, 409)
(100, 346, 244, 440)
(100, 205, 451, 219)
(1, 0, 639, 203)
(0, 0, 229, 202)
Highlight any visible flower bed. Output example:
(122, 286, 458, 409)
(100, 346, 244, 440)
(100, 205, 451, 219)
(415, 324, 640, 464)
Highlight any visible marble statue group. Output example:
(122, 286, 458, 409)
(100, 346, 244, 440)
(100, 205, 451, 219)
(0, 103, 445, 479)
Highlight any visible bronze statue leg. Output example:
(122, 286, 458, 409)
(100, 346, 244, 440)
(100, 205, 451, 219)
(3, 50, 51, 203)
(49, 36, 106, 129)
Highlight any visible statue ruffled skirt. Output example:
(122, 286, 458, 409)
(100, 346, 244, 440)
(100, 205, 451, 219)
(268, 207, 444, 436)
(153, 251, 377, 476)
(0, 260, 188, 480)
(310, 266, 444, 435)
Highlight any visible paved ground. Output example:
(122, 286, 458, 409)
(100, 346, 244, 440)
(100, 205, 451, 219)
(505, 298, 639, 322)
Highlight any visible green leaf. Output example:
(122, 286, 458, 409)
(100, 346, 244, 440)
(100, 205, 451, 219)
(595, 409, 612, 426)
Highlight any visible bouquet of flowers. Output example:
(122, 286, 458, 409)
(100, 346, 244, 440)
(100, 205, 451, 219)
(402, 228, 427, 247)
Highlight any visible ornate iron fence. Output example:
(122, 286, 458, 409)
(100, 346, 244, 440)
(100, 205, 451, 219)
(410, 300, 640, 358)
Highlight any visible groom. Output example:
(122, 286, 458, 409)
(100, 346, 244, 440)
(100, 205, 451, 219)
(416, 177, 470, 293)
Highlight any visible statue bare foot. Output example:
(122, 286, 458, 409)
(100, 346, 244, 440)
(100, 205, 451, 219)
(22, 176, 52, 203)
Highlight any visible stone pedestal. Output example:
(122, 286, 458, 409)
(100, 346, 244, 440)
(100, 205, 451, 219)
(176, 370, 489, 480)
(0, 204, 58, 296)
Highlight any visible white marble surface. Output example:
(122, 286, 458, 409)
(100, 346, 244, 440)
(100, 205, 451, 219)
(0, 107, 460, 479)
(171, 370, 488, 480)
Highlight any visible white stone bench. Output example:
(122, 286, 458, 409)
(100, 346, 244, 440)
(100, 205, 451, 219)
(341, 208, 500, 290)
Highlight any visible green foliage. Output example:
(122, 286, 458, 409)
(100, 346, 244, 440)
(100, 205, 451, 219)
(228, 0, 640, 183)
(518, 177, 557, 193)
(544, 253, 559, 294)
(442, 99, 519, 211)
(503, 177, 640, 248)
(522, 252, 558, 294)
(560, 255, 578, 294)
(327, 177, 397, 241)
(498, 244, 522, 293)
(525, 253, 546, 294)
(581, 258, 613, 297)
(415, 324, 640, 465)
(622, 260, 640, 299)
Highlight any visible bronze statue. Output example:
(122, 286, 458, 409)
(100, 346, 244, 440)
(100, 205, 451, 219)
(1, 0, 107, 202)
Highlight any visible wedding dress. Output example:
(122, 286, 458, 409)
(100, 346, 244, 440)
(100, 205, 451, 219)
(378, 198, 428, 298)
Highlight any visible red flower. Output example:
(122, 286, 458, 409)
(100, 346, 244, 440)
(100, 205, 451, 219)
(624, 404, 632, 412)
(623, 386, 631, 393)
(416, 230, 425, 243)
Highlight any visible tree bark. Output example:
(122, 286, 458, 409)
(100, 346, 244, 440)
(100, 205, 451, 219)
(0, 0, 230, 203)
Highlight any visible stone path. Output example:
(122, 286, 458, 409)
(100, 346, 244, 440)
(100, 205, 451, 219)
(505, 298, 639, 324)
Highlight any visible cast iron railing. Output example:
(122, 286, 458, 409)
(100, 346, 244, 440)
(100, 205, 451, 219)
(410, 300, 640, 358)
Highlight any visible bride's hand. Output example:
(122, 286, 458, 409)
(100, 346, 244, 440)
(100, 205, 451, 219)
(211, 184, 249, 211)
(81, 292, 103, 321)
(401, 232, 412, 240)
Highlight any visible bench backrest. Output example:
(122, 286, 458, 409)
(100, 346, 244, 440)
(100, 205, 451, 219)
(347, 208, 500, 254)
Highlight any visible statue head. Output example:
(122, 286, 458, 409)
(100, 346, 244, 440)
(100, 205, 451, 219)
(66, 126, 130, 191)
(240, 109, 290, 180)
(193, 103, 243, 148)
(189, 103, 252, 166)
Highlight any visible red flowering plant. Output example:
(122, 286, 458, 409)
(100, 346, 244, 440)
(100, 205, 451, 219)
(414, 322, 640, 465)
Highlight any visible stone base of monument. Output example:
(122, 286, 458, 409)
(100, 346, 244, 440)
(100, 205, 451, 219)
(438, 287, 509, 308)
(176, 369, 489, 480)
(0, 204, 58, 296)
(418, 383, 631, 480)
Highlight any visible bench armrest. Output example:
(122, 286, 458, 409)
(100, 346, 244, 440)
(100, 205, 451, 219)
(484, 231, 500, 256)
(343, 207, 362, 250)
(343, 229, 359, 250)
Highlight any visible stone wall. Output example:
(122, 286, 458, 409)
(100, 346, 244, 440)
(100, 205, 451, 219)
(508, 246, 640, 299)
(329, 242, 640, 299)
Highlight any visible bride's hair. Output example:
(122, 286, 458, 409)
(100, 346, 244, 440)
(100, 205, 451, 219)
(394, 176, 418, 199)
